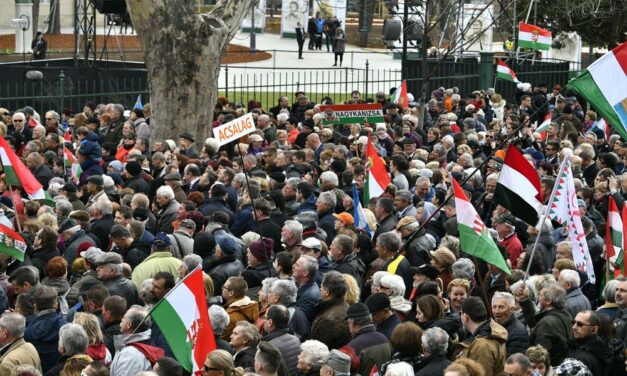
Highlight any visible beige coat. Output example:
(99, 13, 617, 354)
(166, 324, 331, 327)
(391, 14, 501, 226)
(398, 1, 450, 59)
(0, 338, 41, 376)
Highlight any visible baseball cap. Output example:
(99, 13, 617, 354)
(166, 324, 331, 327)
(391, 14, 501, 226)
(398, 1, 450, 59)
(301, 237, 322, 251)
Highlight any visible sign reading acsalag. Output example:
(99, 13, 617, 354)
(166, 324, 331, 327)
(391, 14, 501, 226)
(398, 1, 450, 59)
(320, 104, 385, 125)
(212, 112, 257, 146)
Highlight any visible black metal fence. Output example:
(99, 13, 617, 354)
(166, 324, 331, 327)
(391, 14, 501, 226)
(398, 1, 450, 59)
(0, 56, 579, 113)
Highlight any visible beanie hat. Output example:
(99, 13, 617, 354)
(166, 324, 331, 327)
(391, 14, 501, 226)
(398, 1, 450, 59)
(249, 237, 274, 261)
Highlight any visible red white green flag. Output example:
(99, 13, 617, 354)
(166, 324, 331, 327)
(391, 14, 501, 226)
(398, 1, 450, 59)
(364, 135, 391, 206)
(63, 147, 83, 179)
(0, 137, 45, 200)
(606, 196, 626, 277)
(548, 159, 596, 283)
(150, 267, 215, 374)
(0, 224, 26, 261)
(496, 60, 519, 83)
(518, 23, 552, 50)
(536, 113, 552, 133)
(453, 177, 510, 274)
(391, 80, 409, 110)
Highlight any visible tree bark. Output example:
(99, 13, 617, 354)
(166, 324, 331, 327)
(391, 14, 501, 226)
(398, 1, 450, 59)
(32, 0, 40, 33)
(126, 0, 256, 142)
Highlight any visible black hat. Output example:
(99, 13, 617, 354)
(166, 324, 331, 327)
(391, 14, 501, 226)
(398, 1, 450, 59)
(62, 183, 78, 193)
(87, 175, 104, 187)
(562, 106, 573, 114)
(125, 161, 142, 176)
(365, 293, 391, 313)
(410, 264, 439, 280)
(58, 218, 79, 233)
(494, 213, 517, 226)
(79, 279, 104, 295)
(268, 171, 286, 183)
(132, 207, 150, 222)
(346, 303, 370, 319)
(179, 132, 195, 142)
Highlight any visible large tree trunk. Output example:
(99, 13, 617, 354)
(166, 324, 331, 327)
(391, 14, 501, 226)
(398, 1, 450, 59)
(125, 0, 256, 142)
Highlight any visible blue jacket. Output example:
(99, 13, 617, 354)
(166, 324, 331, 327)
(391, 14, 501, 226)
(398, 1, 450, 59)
(25, 310, 67, 373)
(318, 210, 336, 246)
(298, 194, 317, 214)
(231, 204, 254, 237)
(297, 279, 321, 322)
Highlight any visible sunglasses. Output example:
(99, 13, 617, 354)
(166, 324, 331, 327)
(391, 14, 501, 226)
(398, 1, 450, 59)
(573, 320, 592, 327)
(13, 119, 23, 122)
(204, 365, 220, 372)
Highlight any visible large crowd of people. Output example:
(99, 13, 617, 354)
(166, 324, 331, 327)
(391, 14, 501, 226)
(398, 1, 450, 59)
(0, 81, 624, 376)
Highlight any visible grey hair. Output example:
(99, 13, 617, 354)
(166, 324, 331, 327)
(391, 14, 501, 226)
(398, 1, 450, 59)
(299, 255, 319, 278)
(492, 292, 516, 307)
(486, 173, 499, 182)
(93, 197, 113, 215)
(416, 176, 431, 185)
(208, 305, 230, 335)
(126, 305, 151, 331)
(395, 190, 413, 203)
(372, 271, 391, 289)
(233, 173, 247, 186)
(559, 269, 580, 288)
(235, 321, 261, 346)
(384, 361, 414, 376)
(299, 340, 329, 370)
(380, 273, 405, 297)
(261, 277, 279, 297)
(506, 353, 532, 372)
(58, 323, 89, 356)
(181, 254, 203, 273)
(156, 185, 175, 201)
(377, 232, 401, 253)
(112, 104, 125, 115)
(543, 283, 567, 309)
(46, 110, 60, 122)
(451, 258, 475, 280)
(10, 365, 42, 376)
(317, 191, 336, 209)
(603, 279, 619, 303)
(283, 220, 303, 239)
(55, 200, 73, 217)
(0, 312, 25, 338)
(510, 280, 536, 302)
(421, 327, 449, 356)
(270, 279, 298, 305)
(320, 171, 339, 186)
(285, 177, 301, 190)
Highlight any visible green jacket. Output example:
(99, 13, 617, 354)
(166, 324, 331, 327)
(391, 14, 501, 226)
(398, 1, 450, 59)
(131, 252, 182, 289)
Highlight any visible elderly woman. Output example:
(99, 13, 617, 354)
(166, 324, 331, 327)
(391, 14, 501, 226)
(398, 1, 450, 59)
(525, 345, 553, 376)
(256, 277, 278, 335)
(379, 274, 411, 316)
(268, 279, 309, 340)
(204, 349, 245, 376)
(297, 340, 329, 376)
(230, 321, 260, 371)
(73, 312, 110, 365)
(209, 305, 233, 353)
(48, 323, 93, 376)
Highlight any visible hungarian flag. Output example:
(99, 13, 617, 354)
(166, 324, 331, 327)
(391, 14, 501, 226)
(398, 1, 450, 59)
(496, 60, 519, 83)
(606, 196, 626, 277)
(548, 160, 595, 283)
(518, 23, 552, 50)
(536, 113, 552, 133)
(63, 147, 83, 179)
(0, 137, 45, 200)
(391, 80, 409, 110)
(568, 42, 627, 140)
(150, 267, 215, 373)
(0, 224, 27, 261)
(494, 145, 544, 226)
(364, 135, 391, 206)
(453, 177, 510, 274)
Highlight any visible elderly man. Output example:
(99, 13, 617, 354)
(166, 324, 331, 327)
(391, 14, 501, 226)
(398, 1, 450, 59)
(345, 303, 392, 376)
(558, 269, 591, 318)
(208, 305, 233, 353)
(110, 306, 164, 376)
(154, 185, 180, 234)
(282, 178, 301, 216)
(179, 132, 199, 158)
(268, 279, 309, 340)
(262, 305, 302, 376)
(330, 235, 365, 289)
(11, 112, 32, 154)
(85, 175, 107, 210)
(103, 104, 126, 144)
(131, 233, 182, 289)
(25, 152, 53, 189)
(89, 197, 115, 249)
(0, 312, 41, 374)
(316, 191, 337, 245)
(394, 190, 417, 219)
(372, 197, 397, 244)
(414, 327, 451, 375)
(375, 232, 413, 299)
(494, 214, 524, 269)
(319, 349, 352, 376)
(281, 220, 303, 260)
(59, 218, 95, 266)
(96, 252, 139, 306)
(364, 293, 401, 340)
(491, 292, 529, 356)
(293, 255, 320, 322)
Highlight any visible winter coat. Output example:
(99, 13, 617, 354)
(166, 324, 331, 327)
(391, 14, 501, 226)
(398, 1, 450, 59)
(264, 328, 302, 376)
(30, 247, 60, 278)
(332, 31, 346, 53)
(103, 320, 121, 357)
(231, 204, 255, 237)
(223, 297, 260, 340)
(168, 231, 194, 259)
(570, 334, 612, 376)
(131, 251, 182, 289)
(414, 354, 451, 376)
(310, 298, 351, 350)
(113, 243, 148, 270)
(104, 275, 139, 307)
(199, 198, 234, 223)
(565, 288, 591, 319)
(89, 214, 115, 250)
(298, 194, 317, 214)
(332, 253, 365, 290)
(154, 199, 179, 234)
(24, 310, 67, 373)
(66, 272, 98, 307)
(373, 215, 398, 245)
(456, 320, 508, 376)
(208, 256, 245, 293)
(242, 263, 277, 290)
(382, 254, 413, 299)
(296, 278, 320, 322)
(347, 325, 392, 376)
(403, 230, 435, 267)
(287, 304, 310, 341)
(63, 230, 95, 266)
(501, 314, 529, 356)
(376, 312, 402, 340)
(256, 218, 283, 255)
(125, 174, 150, 196)
(0, 338, 41, 375)
(318, 210, 336, 246)
(110, 330, 164, 376)
(523, 299, 574, 366)
(614, 308, 627, 345)
(45, 354, 93, 376)
(234, 346, 257, 371)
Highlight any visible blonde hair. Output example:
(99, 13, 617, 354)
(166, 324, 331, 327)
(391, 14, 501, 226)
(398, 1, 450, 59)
(447, 278, 471, 295)
(73, 312, 103, 344)
(343, 274, 361, 304)
(39, 213, 58, 231)
(525, 345, 551, 371)
(553, 259, 576, 273)
(445, 358, 485, 376)
(206, 349, 245, 376)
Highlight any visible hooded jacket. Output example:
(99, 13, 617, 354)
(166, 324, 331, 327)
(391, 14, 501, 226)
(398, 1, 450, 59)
(222, 297, 260, 340)
(24, 310, 67, 373)
(457, 320, 508, 376)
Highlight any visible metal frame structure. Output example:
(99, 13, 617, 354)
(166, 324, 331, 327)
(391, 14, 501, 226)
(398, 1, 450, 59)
(74, 0, 97, 67)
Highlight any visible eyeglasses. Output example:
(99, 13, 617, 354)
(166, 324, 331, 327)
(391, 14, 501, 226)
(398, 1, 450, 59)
(45, 118, 53, 120)
(573, 320, 592, 327)
(13, 119, 23, 123)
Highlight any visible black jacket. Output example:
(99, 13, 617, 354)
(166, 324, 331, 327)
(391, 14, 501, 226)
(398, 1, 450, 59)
(30, 246, 60, 277)
(33, 164, 54, 190)
(89, 214, 115, 250)
(234, 346, 257, 371)
(104, 275, 139, 307)
(373, 214, 398, 245)
(571, 334, 612, 376)
(242, 263, 277, 289)
(199, 198, 234, 224)
(125, 175, 151, 196)
(415, 354, 451, 376)
(113, 243, 148, 270)
(256, 218, 283, 255)
(103, 320, 121, 356)
(502, 314, 529, 356)
(318, 210, 336, 246)
(332, 253, 365, 289)
(208, 256, 245, 292)
(376, 312, 402, 340)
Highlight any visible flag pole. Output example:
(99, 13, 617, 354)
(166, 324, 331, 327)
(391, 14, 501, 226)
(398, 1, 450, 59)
(524, 155, 569, 281)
